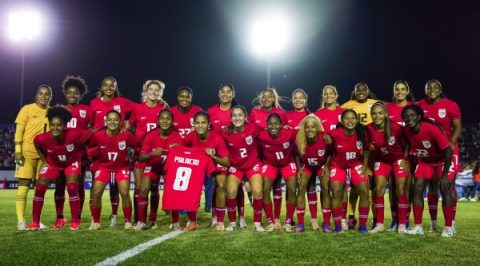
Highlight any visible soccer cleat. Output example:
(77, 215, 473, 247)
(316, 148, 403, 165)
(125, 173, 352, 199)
(147, 221, 158, 230)
(124, 222, 133, 230)
(134, 222, 147, 231)
(341, 219, 349, 231)
(53, 218, 67, 229)
(89, 223, 101, 230)
(369, 224, 385, 234)
(265, 223, 276, 232)
(359, 226, 368, 233)
(215, 223, 225, 232)
(409, 225, 424, 235)
(253, 224, 265, 232)
(310, 219, 320, 231)
(239, 217, 247, 229)
(225, 223, 237, 232)
(429, 220, 440, 233)
(296, 224, 305, 233)
(284, 224, 294, 232)
(274, 220, 282, 231)
(171, 223, 181, 231)
(322, 224, 331, 234)
(397, 224, 409, 235)
(70, 222, 81, 231)
(441, 227, 455, 238)
(388, 220, 398, 232)
(109, 215, 118, 228)
(209, 217, 218, 228)
(184, 223, 198, 232)
(39, 223, 48, 230)
(28, 222, 40, 231)
(348, 217, 357, 230)
(334, 225, 344, 233)
(17, 220, 26, 231)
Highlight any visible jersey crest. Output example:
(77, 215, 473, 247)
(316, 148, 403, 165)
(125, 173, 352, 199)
(356, 141, 363, 150)
(318, 149, 325, 157)
(118, 140, 126, 150)
(283, 141, 290, 149)
(245, 135, 253, 145)
(388, 136, 395, 146)
(438, 108, 446, 118)
(79, 110, 87, 118)
(66, 143, 75, 152)
(422, 140, 431, 149)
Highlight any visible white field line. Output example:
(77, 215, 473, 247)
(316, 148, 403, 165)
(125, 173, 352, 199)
(95, 230, 184, 266)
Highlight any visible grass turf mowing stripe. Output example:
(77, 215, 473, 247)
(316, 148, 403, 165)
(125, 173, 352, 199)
(95, 230, 183, 266)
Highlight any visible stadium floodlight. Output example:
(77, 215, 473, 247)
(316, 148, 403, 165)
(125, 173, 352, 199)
(247, 12, 292, 87)
(7, 9, 45, 107)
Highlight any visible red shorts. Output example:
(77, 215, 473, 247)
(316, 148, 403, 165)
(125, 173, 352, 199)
(39, 161, 82, 180)
(134, 161, 146, 171)
(94, 168, 131, 184)
(452, 145, 460, 173)
(262, 163, 297, 180)
(228, 163, 262, 181)
(213, 164, 228, 176)
(302, 166, 323, 178)
(414, 161, 456, 181)
(142, 165, 162, 182)
(329, 164, 369, 185)
(373, 159, 408, 179)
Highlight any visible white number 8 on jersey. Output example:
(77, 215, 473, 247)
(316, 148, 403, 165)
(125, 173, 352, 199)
(173, 167, 192, 191)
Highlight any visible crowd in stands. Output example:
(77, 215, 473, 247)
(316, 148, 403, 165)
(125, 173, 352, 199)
(0, 124, 15, 168)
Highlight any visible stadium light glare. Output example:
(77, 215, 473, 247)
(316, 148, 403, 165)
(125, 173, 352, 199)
(8, 10, 44, 41)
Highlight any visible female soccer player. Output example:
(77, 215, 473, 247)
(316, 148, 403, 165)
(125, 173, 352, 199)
(285, 89, 309, 130)
(135, 109, 183, 230)
(128, 80, 167, 227)
(326, 109, 370, 233)
(366, 103, 410, 234)
(53, 76, 91, 229)
(183, 111, 230, 231)
(14, 85, 52, 230)
(88, 110, 137, 230)
(90, 76, 136, 227)
(315, 85, 344, 230)
(29, 106, 90, 230)
(207, 83, 246, 229)
(171, 86, 202, 138)
(296, 114, 330, 232)
(401, 105, 455, 237)
(417, 79, 462, 233)
(249, 88, 286, 227)
(341, 83, 378, 229)
(222, 106, 264, 232)
(258, 113, 298, 232)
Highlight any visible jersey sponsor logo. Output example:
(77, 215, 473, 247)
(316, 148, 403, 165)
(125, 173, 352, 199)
(214, 120, 220, 124)
(245, 135, 253, 145)
(79, 110, 87, 118)
(438, 108, 446, 118)
(113, 105, 121, 112)
(66, 143, 75, 152)
(422, 140, 431, 149)
(140, 116, 147, 120)
(118, 141, 126, 150)
(318, 149, 325, 157)
(264, 144, 271, 148)
(388, 136, 395, 146)
(356, 141, 363, 149)
(283, 142, 290, 149)
(47, 149, 53, 152)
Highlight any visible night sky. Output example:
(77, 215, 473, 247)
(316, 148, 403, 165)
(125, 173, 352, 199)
(1, 0, 479, 123)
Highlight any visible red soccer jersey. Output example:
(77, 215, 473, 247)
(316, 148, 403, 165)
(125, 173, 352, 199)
(386, 102, 412, 126)
(221, 123, 261, 171)
(417, 98, 461, 140)
(299, 132, 330, 168)
(90, 97, 136, 129)
(140, 129, 183, 169)
(328, 127, 368, 169)
(285, 110, 308, 130)
(366, 123, 407, 163)
(315, 107, 344, 133)
(162, 146, 215, 211)
(257, 128, 297, 167)
(248, 107, 286, 129)
(89, 129, 137, 170)
(207, 104, 232, 133)
(171, 104, 202, 138)
(403, 121, 450, 163)
(129, 102, 167, 141)
(65, 104, 91, 129)
(34, 129, 91, 169)
(183, 131, 229, 158)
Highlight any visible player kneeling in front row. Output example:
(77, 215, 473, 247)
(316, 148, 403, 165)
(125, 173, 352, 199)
(88, 110, 137, 230)
(29, 106, 90, 230)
